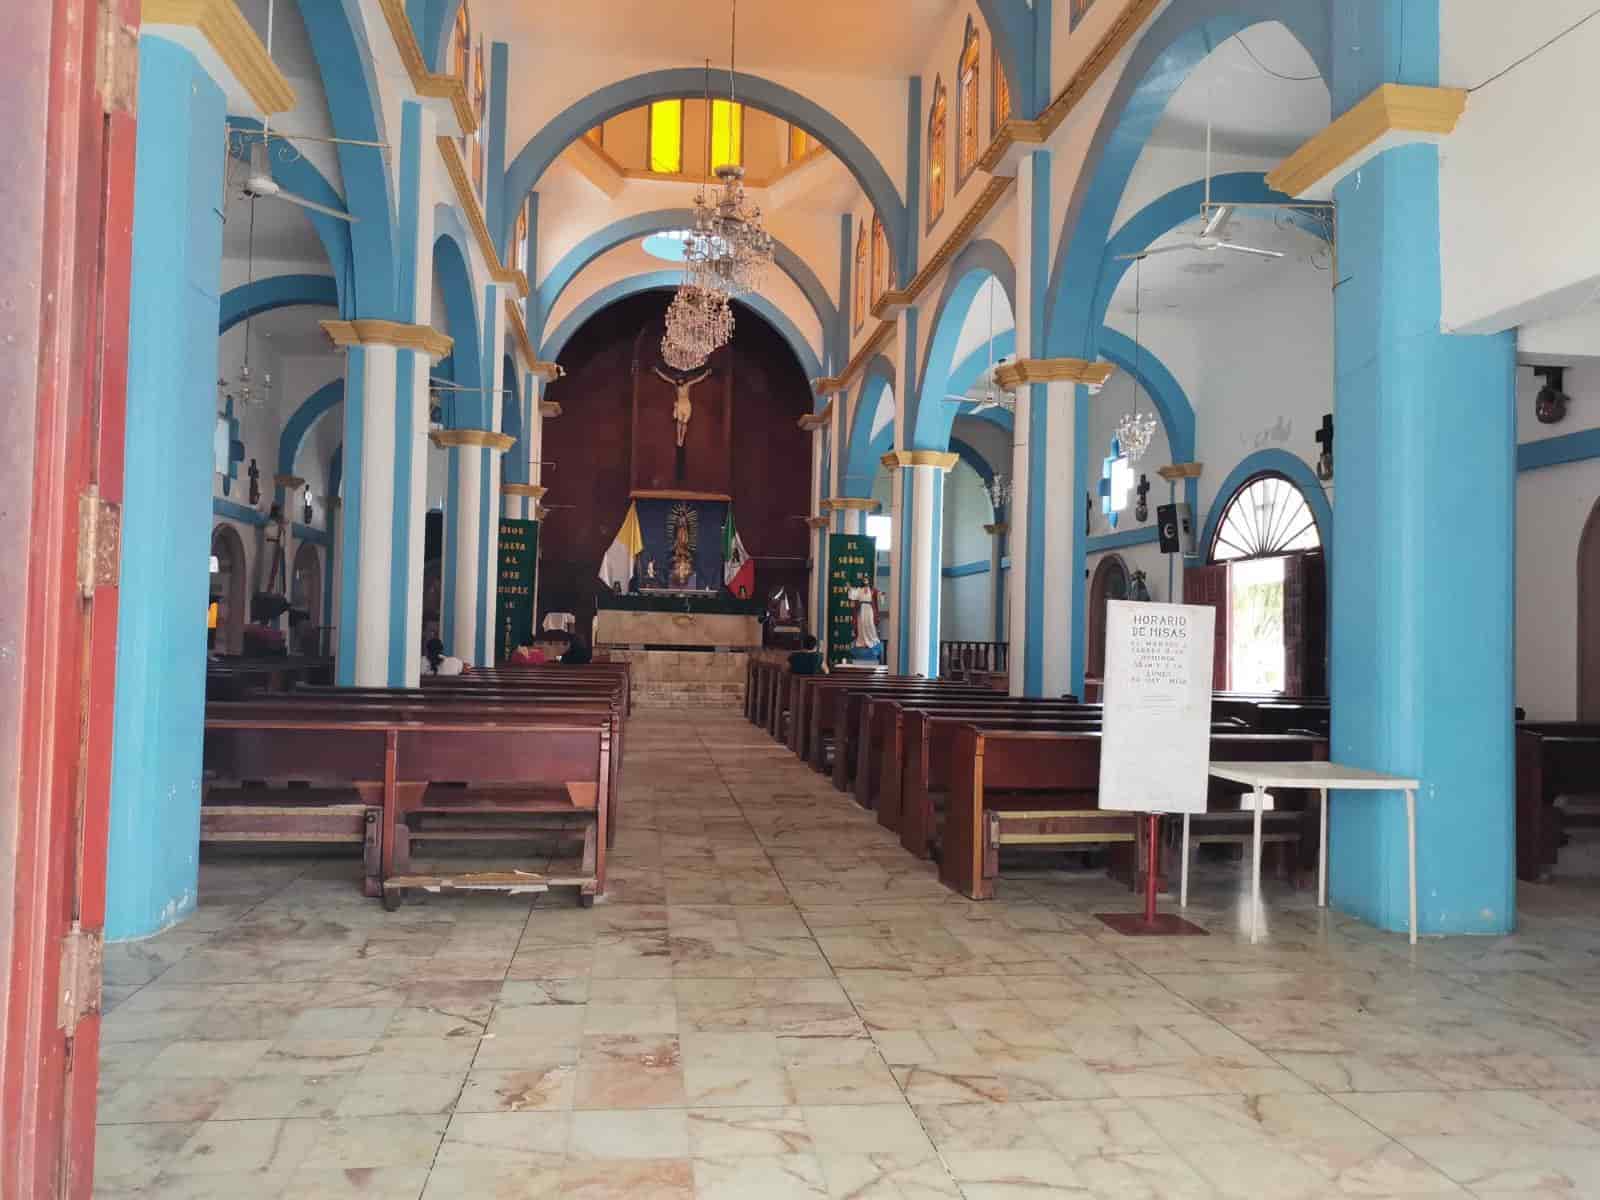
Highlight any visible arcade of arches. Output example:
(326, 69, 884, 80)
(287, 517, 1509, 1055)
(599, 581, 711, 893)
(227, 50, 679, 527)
(8, 1, 1600, 1195)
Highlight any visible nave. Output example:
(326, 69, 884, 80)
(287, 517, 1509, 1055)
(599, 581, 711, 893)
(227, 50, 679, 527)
(96, 712, 1600, 1199)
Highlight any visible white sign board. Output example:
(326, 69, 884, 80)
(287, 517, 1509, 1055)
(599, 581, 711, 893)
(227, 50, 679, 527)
(1099, 600, 1216, 814)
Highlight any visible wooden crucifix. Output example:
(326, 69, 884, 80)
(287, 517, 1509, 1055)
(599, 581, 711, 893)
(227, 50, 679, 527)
(1135, 473, 1151, 523)
(652, 366, 712, 450)
(1314, 413, 1334, 481)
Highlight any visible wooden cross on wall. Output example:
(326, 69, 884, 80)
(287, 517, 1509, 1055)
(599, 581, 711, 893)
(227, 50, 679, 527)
(1135, 473, 1151, 523)
(1315, 413, 1334, 481)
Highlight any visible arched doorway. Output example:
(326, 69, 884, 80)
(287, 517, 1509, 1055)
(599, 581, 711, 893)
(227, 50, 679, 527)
(1196, 473, 1326, 696)
(1086, 553, 1130, 692)
(1580, 498, 1600, 719)
(291, 542, 322, 656)
(210, 524, 247, 656)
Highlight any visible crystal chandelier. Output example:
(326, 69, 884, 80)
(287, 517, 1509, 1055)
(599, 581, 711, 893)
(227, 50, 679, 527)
(684, 164, 773, 299)
(662, 284, 734, 370)
(1115, 255, 1156, 463)
(224, 198, 272, 407)
(986, 474, 1013, 512)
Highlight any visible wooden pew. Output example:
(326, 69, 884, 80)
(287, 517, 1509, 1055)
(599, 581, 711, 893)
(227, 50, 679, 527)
(816, 681, 999, 775)
(204, 704, 613, 907)
(852, 695, 1095, 809)
(941, 729, 1328, 899)
(1516, 722, 1600, 881)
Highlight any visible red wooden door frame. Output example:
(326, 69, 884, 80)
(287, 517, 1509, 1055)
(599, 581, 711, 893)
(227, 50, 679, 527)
(0, 0, 136, 1194)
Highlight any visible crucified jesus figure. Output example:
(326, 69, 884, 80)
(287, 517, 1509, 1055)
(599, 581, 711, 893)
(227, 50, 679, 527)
(653, 366, 711, 448)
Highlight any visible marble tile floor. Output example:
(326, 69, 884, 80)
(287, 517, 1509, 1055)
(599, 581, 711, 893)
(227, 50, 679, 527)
(95, 711, 1600, 1198)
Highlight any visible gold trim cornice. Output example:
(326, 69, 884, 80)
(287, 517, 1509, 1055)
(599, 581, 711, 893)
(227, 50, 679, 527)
(805, 516, 831, 530)
(1267, 84, 1468, 198)
(273, 474, 305, 490)
(376, 0, 476, 134)
(881, 450, 959, 472)
(531, 361, 564, 381)
(984, 522, 1011, 536)
(995, 358, 1115, 389)
(798, 402, 833, 432)
(144, 0, 296, 114)
(1157, 463, 1204, 482)
(541, 400, 563, 418)
(823, 497, 880, 513)
(502, 484, 548, 498)
(321, 319, 452, 361)
(438, 137, 528, 296)
(813, 377, 846, 396)
(430, 429, 517, 452)
(505, 300, 537, 371)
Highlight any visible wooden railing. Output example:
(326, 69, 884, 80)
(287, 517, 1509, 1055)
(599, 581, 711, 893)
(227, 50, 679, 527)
(939, 640, 1009, 678)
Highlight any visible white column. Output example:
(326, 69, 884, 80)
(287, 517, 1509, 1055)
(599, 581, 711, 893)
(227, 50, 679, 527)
(449, 440, 482, 663)
(986, 521, 1007, 645)
(346, 343, 399, 685)
(904, 466, 938, 676)
(1040, 380, 1076, 698)
(1007, 398, 1031, 696)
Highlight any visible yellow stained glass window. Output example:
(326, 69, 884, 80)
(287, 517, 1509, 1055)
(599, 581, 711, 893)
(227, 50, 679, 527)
(711, 100, 744, 169)
(584, 125, 604, 149)
(453, 2, 470, 86)
(992, 46, 1011, 135)
(928, 78, 948, 229)
(512, 204, 529, 275)
(854, 225, 868, 331)
(649, 100, 684, 174)
(789, 124, 814, 162)
(957, 22, 981, 186)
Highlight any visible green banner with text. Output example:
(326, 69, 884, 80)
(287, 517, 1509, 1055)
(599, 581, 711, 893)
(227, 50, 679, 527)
(496, 518, 539, 663)
(827, 533, 876, 666)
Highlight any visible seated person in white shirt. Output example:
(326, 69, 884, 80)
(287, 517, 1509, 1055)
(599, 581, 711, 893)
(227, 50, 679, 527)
(423, 636, 469, 677)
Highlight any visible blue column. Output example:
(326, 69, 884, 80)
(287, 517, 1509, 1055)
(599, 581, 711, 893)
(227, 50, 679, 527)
(1327, 2, 1516, 937)
(106, 36, 227, 939)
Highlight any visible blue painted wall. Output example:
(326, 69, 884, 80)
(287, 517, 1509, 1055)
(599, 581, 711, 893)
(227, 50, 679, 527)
(107, 37, 227, 939)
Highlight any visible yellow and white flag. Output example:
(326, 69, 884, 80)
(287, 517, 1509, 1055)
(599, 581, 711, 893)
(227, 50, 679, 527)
(599, 501, 644, 591)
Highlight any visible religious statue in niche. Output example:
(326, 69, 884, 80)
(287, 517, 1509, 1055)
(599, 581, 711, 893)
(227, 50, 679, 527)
(846, 583, 882, 655)
(652, 365, 712, 449)
(666, 502, 700, 589)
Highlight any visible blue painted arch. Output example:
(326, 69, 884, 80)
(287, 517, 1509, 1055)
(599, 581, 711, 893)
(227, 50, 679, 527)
(433, 209, 485, 427)
(1094, 326, 1194, 463)
(501, 354, 526, 487)
(277, 380, 345, 481)
(842, 355, 897, 497)
(328, 444, 343, 503)
(949, 436, 996, 488)
(535, 208, 838, 357)
(1043, 1, 1330, 359)
(912, 238, 1017, 452)
(538, 270, 823, 384)
(298, 0, 399, 320)
(1198, 448, 1332, 568)
(501, 70, 910, 280)
(221, 274, 340, 334)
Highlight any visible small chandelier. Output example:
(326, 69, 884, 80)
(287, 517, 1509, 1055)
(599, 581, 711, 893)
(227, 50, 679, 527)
(685, 165, 773, 299)
(1116, 255, 1156, 463)
(662, 284, 734, 370)
(986, 474, 1013, 512)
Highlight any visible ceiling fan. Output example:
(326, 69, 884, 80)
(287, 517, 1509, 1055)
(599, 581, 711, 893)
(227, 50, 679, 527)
(945, 278, 1016, 414)
(1116, 120, 1281, 263)
(228, 0, 362, 224)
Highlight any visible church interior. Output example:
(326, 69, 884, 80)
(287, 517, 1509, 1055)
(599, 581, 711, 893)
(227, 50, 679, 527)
(6, 0, 1600, 1196)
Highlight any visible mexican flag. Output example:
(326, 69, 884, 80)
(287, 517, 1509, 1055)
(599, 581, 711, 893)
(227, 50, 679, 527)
(723, 510, 755, 599)
(599, 502, 644, 591)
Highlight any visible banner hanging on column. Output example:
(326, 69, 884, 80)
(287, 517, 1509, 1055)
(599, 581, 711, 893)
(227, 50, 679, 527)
(496, 518, 538, 663)
(828, 533, 878, 667)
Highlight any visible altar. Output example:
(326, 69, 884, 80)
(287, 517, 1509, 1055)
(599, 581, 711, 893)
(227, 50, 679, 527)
(593, 591, 763, 707)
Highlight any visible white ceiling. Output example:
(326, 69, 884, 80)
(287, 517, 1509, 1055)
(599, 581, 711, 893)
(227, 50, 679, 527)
(223, 304, 340, 360)
(1149, 22, 1329, 158)
(1107, 216, 1331, 314)
(478, 0, 960, 77)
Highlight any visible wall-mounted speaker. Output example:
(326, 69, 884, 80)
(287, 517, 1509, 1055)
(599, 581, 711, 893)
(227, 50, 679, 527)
(1156, 502, 1196, 556)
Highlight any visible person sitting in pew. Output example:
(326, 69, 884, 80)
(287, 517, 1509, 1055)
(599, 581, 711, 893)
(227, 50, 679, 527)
(789, 634, 825, 676)
(424, 637, 470, 677)
(509, 641, 547, 665)
(562, 638, 593, 666)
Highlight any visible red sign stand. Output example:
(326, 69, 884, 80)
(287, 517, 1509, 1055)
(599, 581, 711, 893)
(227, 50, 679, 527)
(1096, 813, 1208, 936)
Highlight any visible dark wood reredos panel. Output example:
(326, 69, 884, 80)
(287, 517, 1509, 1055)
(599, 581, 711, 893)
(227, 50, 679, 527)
(541, 292, 814, 632)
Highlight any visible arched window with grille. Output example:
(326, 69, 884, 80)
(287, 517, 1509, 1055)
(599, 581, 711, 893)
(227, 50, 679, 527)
(992, 45, 1011, 136)
(927, 77, 948, 230)
(956, 20, 981, 188)
(853, 223, 868, 332)
(1188, 471, 1327, 695)
(870, 215, 890, 307)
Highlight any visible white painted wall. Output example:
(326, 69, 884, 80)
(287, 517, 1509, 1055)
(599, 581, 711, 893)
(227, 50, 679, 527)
(940, 458, 996, 641)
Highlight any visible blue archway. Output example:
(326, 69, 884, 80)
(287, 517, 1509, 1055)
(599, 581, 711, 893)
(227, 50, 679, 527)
(433, 208, 485, 427)
(501, 70, 910, 280)
(949, 436, 997, 489)
(912, 239, 1017, 451)
(534, 208, 838, 356)
(1199, 448, 1331, 568)
(842, 356, 897, 497)
(220, 274, 340, 334)
(298, 0, 400, 320)
(277, 380, 345, 482)
(501, 354, 525, 486)
(539, 270, 823, 383)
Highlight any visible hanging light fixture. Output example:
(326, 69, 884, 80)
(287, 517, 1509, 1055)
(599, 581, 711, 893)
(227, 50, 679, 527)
(683, 0, 774, 300)
(662, 284, 734, 370)
(231, 197, 272, 407)
(1115, 255, 1157, 463)
(986, 474, 1013, 512)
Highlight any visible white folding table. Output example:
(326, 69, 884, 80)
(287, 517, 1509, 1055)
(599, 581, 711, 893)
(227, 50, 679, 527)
(1201, 761, 1422, 945)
